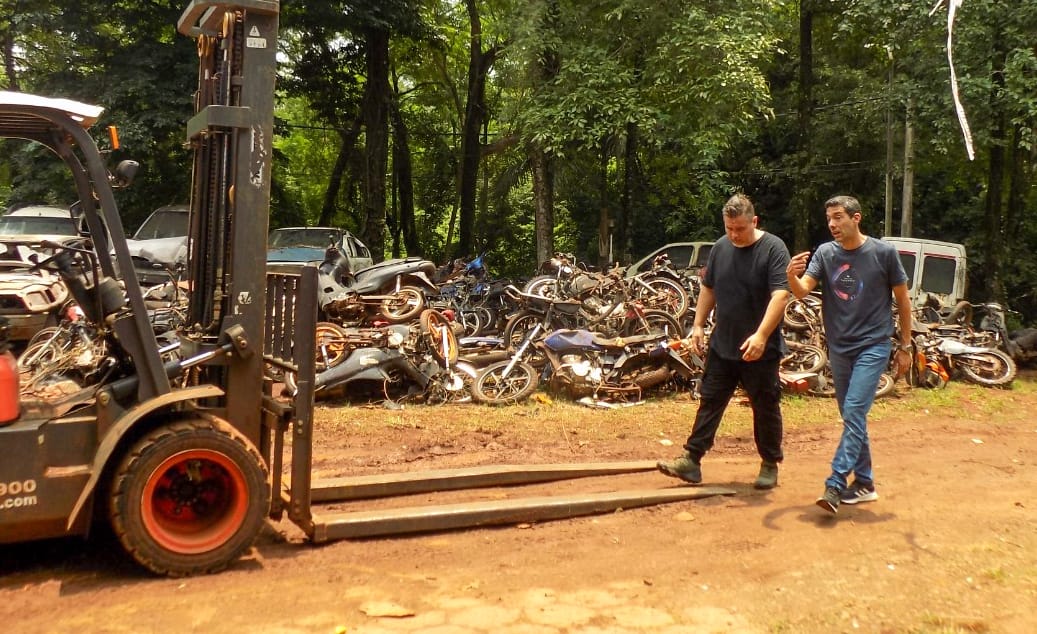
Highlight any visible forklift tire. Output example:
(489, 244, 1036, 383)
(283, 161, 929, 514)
(379, 286, 426, 323)
(108, 417, 270, 577)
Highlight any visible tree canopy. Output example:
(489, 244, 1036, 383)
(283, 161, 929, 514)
(2, 0, 1034, 322)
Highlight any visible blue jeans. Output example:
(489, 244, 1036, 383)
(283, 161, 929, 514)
(825, 340, 890, 490)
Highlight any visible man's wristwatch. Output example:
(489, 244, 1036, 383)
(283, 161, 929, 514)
(898, 342, 912, 352)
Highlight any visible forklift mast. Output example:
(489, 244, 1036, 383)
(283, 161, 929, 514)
(176, 0, 279, 442)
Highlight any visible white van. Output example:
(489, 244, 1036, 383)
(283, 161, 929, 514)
(882, 237, 967, 310)
(624, 241, 714, 278)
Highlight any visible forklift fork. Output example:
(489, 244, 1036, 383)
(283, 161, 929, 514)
(262, 265, 733, 544)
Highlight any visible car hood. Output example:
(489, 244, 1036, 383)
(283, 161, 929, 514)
(267, 246, 323, 263)
(126, 236, 188, 265)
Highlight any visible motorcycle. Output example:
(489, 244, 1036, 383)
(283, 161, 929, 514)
(318, 245, 439, 325)
(522, 252, 586, 298)
(286, 309, 476, 404)
(912, 332, 1017, 388)
(471, 326, 699, 405)
(622, 253, 691, 318)
(501, 282, 682, 350)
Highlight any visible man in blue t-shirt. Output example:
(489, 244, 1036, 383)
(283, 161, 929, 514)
(786, 195, 913, 514)
(657, 193, 790, 489)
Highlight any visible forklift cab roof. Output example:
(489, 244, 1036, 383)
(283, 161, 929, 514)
(0, 91, 104, 139)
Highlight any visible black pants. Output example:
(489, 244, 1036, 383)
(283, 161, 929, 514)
(683, 348, 784, 463)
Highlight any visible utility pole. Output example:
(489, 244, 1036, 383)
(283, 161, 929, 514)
(900, 97, 915, 237)
(884, 49, 894, 237)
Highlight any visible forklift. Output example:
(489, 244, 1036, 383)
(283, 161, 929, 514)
(1, 0, 730, 577)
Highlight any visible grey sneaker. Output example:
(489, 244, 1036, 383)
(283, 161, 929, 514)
(753, 461, 779, 490)
(816, 486, 841, 514)
(841, 481, 878, 505)
(657, 452, 702, 484)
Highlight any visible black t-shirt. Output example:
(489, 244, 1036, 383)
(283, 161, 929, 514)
(702, 232, 790, 361)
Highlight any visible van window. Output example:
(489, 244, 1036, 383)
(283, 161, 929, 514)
(897, 253, 916, 290)
(695, 245, 712, 267)
(655, 245, 692, 269)
(920, 255, 957, 295)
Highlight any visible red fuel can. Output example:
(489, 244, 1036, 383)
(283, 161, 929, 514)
(0, 347, 18, 424)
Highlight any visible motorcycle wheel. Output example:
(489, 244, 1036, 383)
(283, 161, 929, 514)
(784, 297, 820, 332)
(617, 362, 674, 391)
(781, 342, 827, 374)
(503, 310, 545, 348)
(620, 310, 682, 338)
(17, 333, 67, 374)
(472, 307, 495, 335)
(314, 321, 349, 371)
(472, 360, 540, 405)
(636, 276, 689, 317)
(874, 372, 896, 398)
(379, 286, 426, 323)
(807, 365, 836, 397)
(425, 361, 478, 405)
(457, 309, 483, 337)
(956, 349, 1017, 387)
(523, 275, 559, 299)
(421, 309, 459, 365)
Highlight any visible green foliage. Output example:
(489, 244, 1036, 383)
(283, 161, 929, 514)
(3, 0, 1035, 322)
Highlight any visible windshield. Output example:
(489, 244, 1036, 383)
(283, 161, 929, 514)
(0, 215, 77, 236)
(269, 228, 341, 249)
(133, 209, 189, 240)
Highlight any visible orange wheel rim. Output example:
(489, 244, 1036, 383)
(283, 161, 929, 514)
(140, 449, 249, 555)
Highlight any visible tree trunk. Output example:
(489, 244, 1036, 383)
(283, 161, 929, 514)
(530, 0, 561, 268)
(597, 139, 611, 270)
(457, 0, 498, 259)
(983, 36, 1009, 302)
(793, 1, 814, 252)
(2, 29, 18, 90)
(619, 121, 639, 265)
(361, 26, 390, 262)
(390, 80, 420, 257)
(1005, 124, 1027, 246)
(900, 98, 914, 237)
(531, 149, 554, 266)
(318, 121, 361, 227)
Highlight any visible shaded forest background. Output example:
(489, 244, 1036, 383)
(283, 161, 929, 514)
(1, 0, 1035, 324)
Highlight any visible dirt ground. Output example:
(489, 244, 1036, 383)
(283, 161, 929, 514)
(2, 373, 1036, 634)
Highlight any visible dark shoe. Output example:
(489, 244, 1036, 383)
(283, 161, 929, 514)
(816, 486, 841, 514)
(841, 481, 878, 505)
(753, 460, 779, 490)
(657, 453, 702, 484)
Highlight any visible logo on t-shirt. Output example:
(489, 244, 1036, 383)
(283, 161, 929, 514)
(831, 263, 863, 302)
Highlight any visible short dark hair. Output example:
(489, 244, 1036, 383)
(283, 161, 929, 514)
(722, 193, 755, 220)
(824, 195, 862, 216)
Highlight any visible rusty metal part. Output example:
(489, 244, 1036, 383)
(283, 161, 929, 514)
(308, 486, 734, 541)
(304, 461, 659, 502)
(282, 461, 732, 542)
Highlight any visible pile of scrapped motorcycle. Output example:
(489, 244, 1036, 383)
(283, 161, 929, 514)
(781, 292, 1025, 396)
(290, 249, 704, 406)
(10, 238, 1031, 407)
(299, 246, 1031, 407)
(9, 242, 186, 400)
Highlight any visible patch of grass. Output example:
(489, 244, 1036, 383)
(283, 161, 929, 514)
(981, 567, 1007, 584)
(914, 613, 991, 633)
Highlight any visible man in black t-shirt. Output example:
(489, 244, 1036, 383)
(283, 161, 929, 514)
(657, 194, 791, 489)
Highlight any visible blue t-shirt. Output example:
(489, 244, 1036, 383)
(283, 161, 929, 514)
(702, 232, 790, 361)
(805, 237, 908, 355)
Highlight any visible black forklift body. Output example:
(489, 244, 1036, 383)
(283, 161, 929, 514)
(4, 1, 732, 574)
(0, 93, 171, 542)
